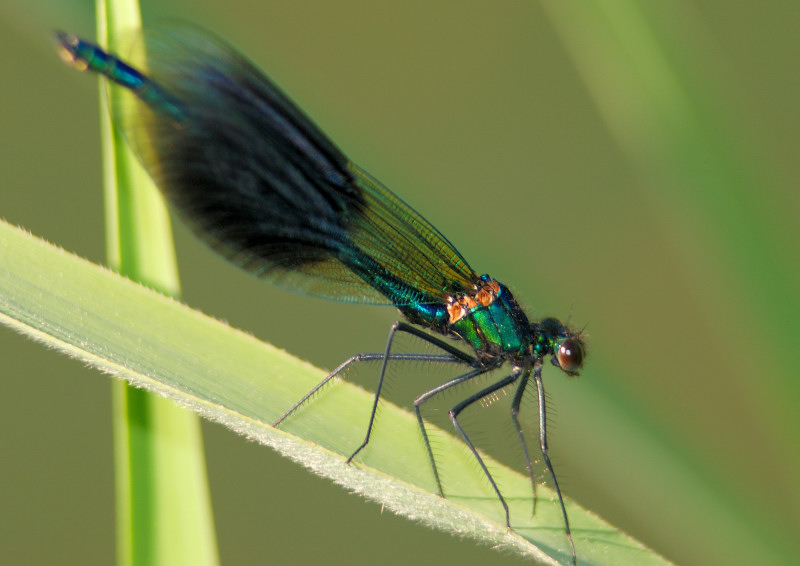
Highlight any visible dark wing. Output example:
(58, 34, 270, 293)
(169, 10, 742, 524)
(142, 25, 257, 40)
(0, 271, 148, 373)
(107, 25, 478, 305)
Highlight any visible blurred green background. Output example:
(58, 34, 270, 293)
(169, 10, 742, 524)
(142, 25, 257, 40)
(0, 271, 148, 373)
(2, 2, 798, 565)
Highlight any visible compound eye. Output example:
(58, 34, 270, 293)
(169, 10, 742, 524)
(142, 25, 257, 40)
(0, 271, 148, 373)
(556, 338, 584, 373)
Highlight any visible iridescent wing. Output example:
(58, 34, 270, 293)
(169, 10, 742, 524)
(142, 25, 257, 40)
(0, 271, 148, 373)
(107, 26, 478, 305)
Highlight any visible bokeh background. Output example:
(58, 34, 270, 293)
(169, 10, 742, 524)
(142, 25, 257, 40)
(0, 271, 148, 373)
(2, 2, 798, 565)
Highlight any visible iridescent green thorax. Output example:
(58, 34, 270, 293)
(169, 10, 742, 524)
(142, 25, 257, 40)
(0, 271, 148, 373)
(444, 276, 532, 359)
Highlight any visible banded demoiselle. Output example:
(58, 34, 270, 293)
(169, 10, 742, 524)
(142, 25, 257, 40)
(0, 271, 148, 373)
(55, 26, 586, 565)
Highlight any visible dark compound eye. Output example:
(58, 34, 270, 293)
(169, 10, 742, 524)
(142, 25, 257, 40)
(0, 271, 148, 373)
(556, 337, 584, 373)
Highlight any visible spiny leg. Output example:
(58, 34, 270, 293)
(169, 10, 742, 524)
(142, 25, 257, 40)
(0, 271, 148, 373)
(449, 366, 525, 528)
(347, 321, 477, 464)
(413, 359, 503, 497)
(533, 362, 577, 566)
(273, 349, 460, 427)
(509, 368, 538, 516)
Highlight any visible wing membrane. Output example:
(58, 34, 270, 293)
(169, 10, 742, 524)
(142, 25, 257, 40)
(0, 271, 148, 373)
(114, 25, 478, 305)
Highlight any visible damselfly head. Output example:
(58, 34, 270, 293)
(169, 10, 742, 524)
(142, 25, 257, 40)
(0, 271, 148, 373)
(535, 317, 586, 376)
(554, 335, 585, 375)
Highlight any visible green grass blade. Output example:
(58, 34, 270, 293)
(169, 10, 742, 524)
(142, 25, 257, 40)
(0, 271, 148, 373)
(91, 0, 218, 564)
(0, 220, 672, 566)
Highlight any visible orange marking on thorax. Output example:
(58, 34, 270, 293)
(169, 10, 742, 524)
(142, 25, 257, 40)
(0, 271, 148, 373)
(446, 278, 500, 324)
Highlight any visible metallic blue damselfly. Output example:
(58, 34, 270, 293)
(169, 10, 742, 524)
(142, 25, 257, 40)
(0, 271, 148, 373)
(55, 27, 586, 564)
